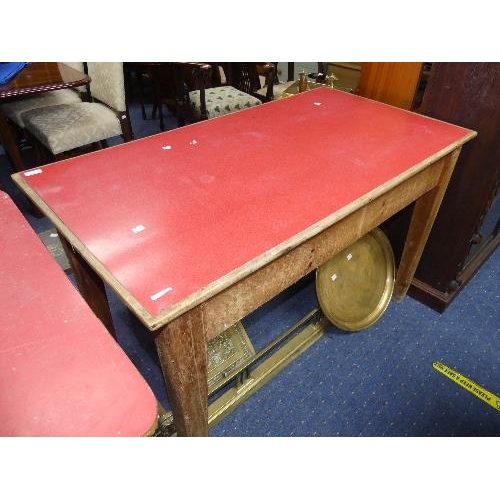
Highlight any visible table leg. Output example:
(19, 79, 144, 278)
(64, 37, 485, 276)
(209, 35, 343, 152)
(394, 148, 462, 301)
(58, 232, 117, 338)
(155, 306, 208, 437)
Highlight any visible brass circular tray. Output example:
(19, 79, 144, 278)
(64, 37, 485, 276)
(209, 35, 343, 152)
(315, 228, 395, 332)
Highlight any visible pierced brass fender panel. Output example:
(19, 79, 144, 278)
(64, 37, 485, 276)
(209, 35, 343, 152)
(208, 321, 255, 395)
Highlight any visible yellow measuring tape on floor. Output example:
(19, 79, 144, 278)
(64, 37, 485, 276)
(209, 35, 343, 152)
(433, 361, 500, 411)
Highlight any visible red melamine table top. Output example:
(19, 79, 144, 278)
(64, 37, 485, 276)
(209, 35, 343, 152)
(17, 88, 474, 325)
(0, 192, 157, 436)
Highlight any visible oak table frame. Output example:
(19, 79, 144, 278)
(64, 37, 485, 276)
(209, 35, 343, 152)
(13, 88, 476, 436)
(0, 62, 90, 172)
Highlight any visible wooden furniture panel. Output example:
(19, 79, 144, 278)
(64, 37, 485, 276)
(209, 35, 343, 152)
(357, 62, 499, 311)
(405, 63, 499, 310)
(325, 63, 362, 92)
(357, 62, 423, 110)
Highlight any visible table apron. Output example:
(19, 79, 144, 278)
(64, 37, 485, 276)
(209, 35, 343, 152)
(174, 154, 445, 343)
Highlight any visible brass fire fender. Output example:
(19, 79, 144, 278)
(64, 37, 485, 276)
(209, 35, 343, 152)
(156, 308, 327, 436)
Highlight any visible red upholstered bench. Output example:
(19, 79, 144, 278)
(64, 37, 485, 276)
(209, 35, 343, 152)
(0, 192, 158, 436)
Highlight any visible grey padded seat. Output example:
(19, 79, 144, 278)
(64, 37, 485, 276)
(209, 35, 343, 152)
(0, 62, 85, 128)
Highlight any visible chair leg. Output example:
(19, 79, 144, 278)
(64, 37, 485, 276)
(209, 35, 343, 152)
(159, 102, 165, 131)
(34, 141, 45, 165)
(54, 152, 71, 162)
(120, 113, 134, 141)
(18, 131, 52, 217)
(150, 67, 165, 131)
(27, 137, 41, 166)
(23, 129, 47, 167)
(154, 97, 164, 131)
(137, 69, 147, 120)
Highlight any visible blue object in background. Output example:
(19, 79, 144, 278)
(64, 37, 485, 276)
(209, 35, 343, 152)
(0, 62, 28, 85)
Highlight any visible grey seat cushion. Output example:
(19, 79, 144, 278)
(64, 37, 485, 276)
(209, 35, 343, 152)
(1, 89, 82, 127)
(22, 102, 122, 155)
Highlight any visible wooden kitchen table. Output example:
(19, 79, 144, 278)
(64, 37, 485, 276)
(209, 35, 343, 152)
(13, 87, 476, 436)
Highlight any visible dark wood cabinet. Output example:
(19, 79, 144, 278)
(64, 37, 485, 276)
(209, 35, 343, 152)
(381, 63, 499, 311)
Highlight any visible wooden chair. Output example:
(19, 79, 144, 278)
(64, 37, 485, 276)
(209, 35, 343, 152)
(21, 62, 133, 162)
(224, 62, 275, 101)
(1, 62, 89, 129)
(124, 62, 164, 122)
(0, 62, 89, 155)
(0, 191, 158, 436)
(153, 62, 271, 128)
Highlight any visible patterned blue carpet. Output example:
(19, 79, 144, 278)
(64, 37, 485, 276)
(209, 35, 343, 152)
(210, 247, 499, 436)
(1, 85, 498, 438)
